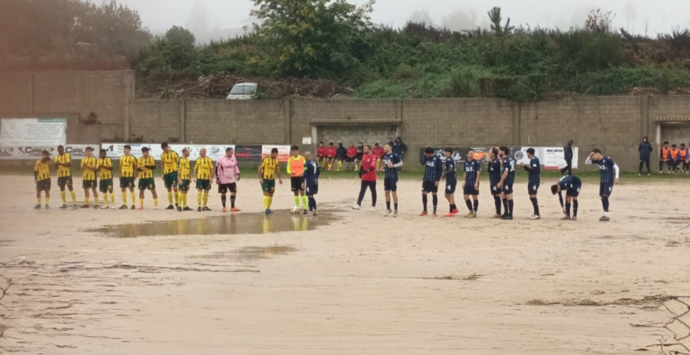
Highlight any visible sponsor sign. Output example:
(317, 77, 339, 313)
(0, 118, 67, 146)
(261, 145, 290, 163)
(420, 146, 579, 169)
(101, 144, 234, 161)
(0, 144, 97, 160)
(235, 145, 263, 162)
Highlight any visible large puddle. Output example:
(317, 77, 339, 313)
(86, 212, 338, 238)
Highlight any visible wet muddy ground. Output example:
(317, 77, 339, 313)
(1, 176, 689, 354)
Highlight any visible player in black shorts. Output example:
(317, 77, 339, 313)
(441, 148, 458, 217)
(303, 152, 320, 216)
(519, 148, 541, 220)
(497, 146, 515, 220)
(462, 149, 481, 218)
(551, 175, 582, 220)
(383, 143, 403, 217)
(487, 148, 502, 218)
(586, 149, 620, 221)
(420, 147, 442, 216)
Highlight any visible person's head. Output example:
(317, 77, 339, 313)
(99, 149, 107, 159)
(526, 148, 535, 158)
(490, 147, 499, 159)
(499, 146, 509, 158)
(319, 141, 324, 147)
(225, 147, 234, 157)
(358, 142, 363, 147)
(349, 142, 354, 147)
(589, 148, 603, 161)
(567, 139, 574, 145)
(550, 184, 561, 195)
(329, 142, 334, 147)
(663, 141, 669, 147)
(57, 145, 65, 154)
(41, 150, 50, 161)
(364, 145, 372, 154)
(199, 148, 207, 157)
(672, 144, 677, 149)
(161, 142, 169, 152)
(291, 145, 299, 157)
(466, 148, 475, 161)
(304, 151, 312, 160)
(643, 136, 648, 142)
(338, 143, 343, 148)
(182, 147, 190, 157)
(141, 147, 150, 157)
(384, 143, 392, 153)
(681, 143, 686, 149)
(271, 148, 278, 159)
(85, 146, 94, 157)
(375, 143, 380, 148)
(424, 147, 435, 158)
(396, 137, 401, 143)
(124, 145, 131, 155)
(444, 148, 453, 158)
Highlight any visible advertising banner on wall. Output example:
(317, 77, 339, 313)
(235, 145, 263, 162)
(101, 143, 234, 161)
(261, 145, 290, 163)
(420, 146, 579, 169)
(0, 118, 67, 146)
(0, 144, 98, 160)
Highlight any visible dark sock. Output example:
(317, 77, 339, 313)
(465, 200, 473, 212)
(494, 196, 502, 214)
(573, 200, 579, 217)
(502, 198, 508, 215)
(231, 195, 236, 208)
(394, 203, 398, 211)
(221, 195, 226, 207)
(432, 195, 438, 213)
(530, 197, 539, 216)
(422, 195, 428, 212)
(473, 199, 478, 213)
(565, 203, 571, 216)
(386, 201, 391, 210)
(602, 197, 609, 212)
(508, 199, 514, 216)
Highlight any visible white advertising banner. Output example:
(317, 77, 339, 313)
(101, 143, 235, 161)
(0, 118, 67, 146)
(0, 144, 98, 160)
(513, 147, 579, 170)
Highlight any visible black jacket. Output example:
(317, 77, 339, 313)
(638, 141, 653, 159)
(336, 147, 347, 159)
(564, 140, 574, 161)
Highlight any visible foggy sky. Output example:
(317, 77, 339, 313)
(114, 0, 690, 42)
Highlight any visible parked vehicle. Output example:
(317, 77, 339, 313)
(226, 82, 259, 100)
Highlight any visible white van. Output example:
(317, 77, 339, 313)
(226, 82, 259, 100)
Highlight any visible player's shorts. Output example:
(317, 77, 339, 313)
(566, 186, 581, 197)
(138, 178, 155, 190)
(99, 179, 113, 193)
(490, 182, 501, 196)
(57, 176, 73, 189)
(179, 179, 191, 192)
(120, 177, 135, 189)
(463, 183, 478, 196)
(346, 157, 354, 162)
(502, 181, 514, 195)
(306, 184, 318, 196)
(445, 179, 457, 194)
(384, 177, 398, 191)
(422, 181, 438, 193)
(218, 183, 237, 194)
(290, 177, 304, 192)
(196, 179, 211, 190)
(82, 179, 97, 189)
(36, 179, 51, 192)
(528, 181, 540, 195)
(164, 172, 178, 189)
(599, 182, 613, 197)
(261, 179, 275, 193)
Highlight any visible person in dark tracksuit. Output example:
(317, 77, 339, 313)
(303, 152, 320, 216)
(560, 140, 574, 175)
(520, 148, 541, 220)
(638, 137, 653, 176)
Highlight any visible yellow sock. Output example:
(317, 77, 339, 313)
(46, 197, 49, 205)
(154, 198, 158, 207)
(167, 192, 173, 206)
(140, 198, 144, 206)
(203, 192, 209, 207)
(131, 192, 135, 205)
(174, 191, 179, 205)
(70, 191, 76, 204)
(338, 161, 342, 170)
(263, 196, 268, 209)
(104, 194, 109, 204)
(122, 192, 127, 204)
(94, 196, 99, 206)
(85, 197, 90, 205)
(182, 193, 187, 208)
(197, 190, 202, 207)
(37, 197, 41, 205)
(267, 196, 273, 209)
(61, 191, 66, 204)
(110, 193, 115, 205)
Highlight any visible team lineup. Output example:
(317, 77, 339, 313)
(32, 142, 620, 221)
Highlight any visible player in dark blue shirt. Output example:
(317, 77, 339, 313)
(551, 175, 582, 220)
(420, 147, 443, 216)
(462, 149, 481, 218)
(586, 149, 620, 222)
(497, 146, 515, 220)
(303, 152, 320, 216)
(441, 148, 458, 217)
(519, 148, 541, 220)
(487, 147, 503, 218)
(383, 143, 403, 217)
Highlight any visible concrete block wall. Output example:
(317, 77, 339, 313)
(130, 100, 181, 143)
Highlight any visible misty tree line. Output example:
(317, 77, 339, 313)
(5, 0, 690, 100)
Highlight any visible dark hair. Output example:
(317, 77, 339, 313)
(365, 145, 372, 150)
(384, 143, 392, 148)
(42, 149, 50, 155)
(550, 184, 559, 195)
(320, 141, 324, 144)
(57, 145, 64, 149)
(271, 148, 279, 154)
(672, 144, 677, 148)
(499, 146, 509, 155)
(161, 142, 169, 149)
(291, 145, 299, 151)
(141, 147, 150, 152)
(358, 142, 363, 145)
(226, 147, 233, 152)
(444, 148, 453, 153)
(526, 148, 535, 155)
(100, 149, 107, 153)
(663, 141, 669, 145)
(375, 143, 379, 146)
(591, 148, 602, 154)
(329, 142, 334, 145)
(491, 147, 499, 156)
(124, 145, 131, 150)
(681, 143, 686, 147)
(182, 147, 189, 153)
(467, 148, 475, 153)
(424, 147, 434, 154)
(86, 146, 93, 151)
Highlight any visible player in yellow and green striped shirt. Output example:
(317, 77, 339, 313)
(34, 150, 52, 209)
(80, 147, 99, 208)
(119, 145, 138, 210)
(161, 142, 180, 210)
(55, 145, 78, 209)
(137, 147, 158, 209)
(194, 148, 214, 212)
(98, 149, 116, 209)
(177, 147, 193, 212)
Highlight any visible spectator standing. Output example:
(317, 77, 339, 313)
(392, 137, 408, 158)
(638, 136, 653, 176)
(560, 139, 574, 175)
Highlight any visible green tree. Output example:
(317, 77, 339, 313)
(488, 7, 513, 36)
(165, 26, 196, 48)
(250, 0, 375, 77)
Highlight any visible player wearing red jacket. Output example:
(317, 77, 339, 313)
(372, 143, 385, 171)
(352, 145, 377, 211)
(346, 143, 357, 171)
(317, 141, 327, 168)
(326, 142, 337, 171)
